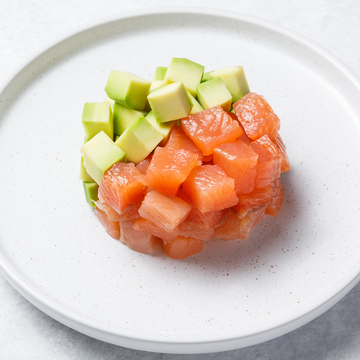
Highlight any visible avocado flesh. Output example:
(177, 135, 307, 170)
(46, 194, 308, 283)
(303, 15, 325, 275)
(115, 116, 163, 164)
(145, 111, 176, 146)
(187, 91, 204, 114)
(150, 80, 168, 93)
(83, 181, 99, 207)
(81, 131, 126, 184)
(164, 58, 204, 97)
(196, 77, 232, 112)
(113, 102, 147, 136)
(209, 66, 250, 102)
(103, 96, 115, 109)
(79, 156, 94, 182)
(82, 102, 113, 140)
(201, 71, 213, 82)
(105, 70, 151, 110)
(151, 66, 168, 81)
(147, 82, 191, 123)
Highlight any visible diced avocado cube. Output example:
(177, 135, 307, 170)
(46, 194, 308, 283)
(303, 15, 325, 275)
(201, 71, 213, 82)
(196, 77, 232, 112)
(82, 102, 113, 140)
(81, 131, 126, 184)
(104, 70, 151, 110)
(113, 102, 147, 136)
(83, 181, 99, 208)
(151, 66, 168, 81)
(187, 91, 204, 114)
(145, 111, 176, 146)
(79, 156, 94, 181)
(150, 80, 168, 93)
(115, 116, 163, 164)
(103, 96, 115, 109)
(164, 58, 204, 97)
(209, 66, 250, 102)
(147, 82, 191, 123)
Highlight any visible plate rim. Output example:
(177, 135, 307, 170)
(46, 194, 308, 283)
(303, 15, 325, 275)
(1, 6, 360, 354)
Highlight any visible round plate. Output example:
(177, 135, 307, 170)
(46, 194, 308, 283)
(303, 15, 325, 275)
(1, 7, 360, 354)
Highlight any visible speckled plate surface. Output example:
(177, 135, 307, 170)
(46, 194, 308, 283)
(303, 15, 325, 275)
(0, 7, 360, 354)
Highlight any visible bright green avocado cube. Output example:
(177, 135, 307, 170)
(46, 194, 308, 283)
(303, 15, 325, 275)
(82, 102, 113, 140)
(147, 82, 191, 123)
(150, 80, 168, 93)
(145, 111, 176, 146)
(79, 156, 94, 181)
(201, 71, 213, 82)
(151, 66, 168, 81)
(105, 70, 151, 110)
(164, 58, 204, 97)
(209, 66, 250, 102)
(187, 91, 204, 114)
(81, 131, 126, 184)
(103, 96, 115, 109)
(196, 77, 232, 112)
(115, 116, 163, 164)
(113, 102, 147, 136)
(82, 181, 99, 207)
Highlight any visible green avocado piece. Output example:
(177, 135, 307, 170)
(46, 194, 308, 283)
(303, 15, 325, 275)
(201, 71, 213, 82)
(81, 131, 126, 184)
(145, 111, 176, 146)
(147, 82, 191, 123)
(151, 66, 168, 81)
(164, 58, 204, 97)
(79, 156, 94, 181)
(187, 91, 204, 114)
(103, 96, 115, 109)
(83, 181, 99, 207)
(196, 77, 232, 112)
(115, 116, 163, 164)
(150, 80, 168, 93)
(104, 70, 151, 110)
(113, 102, 147, 136)
(82, 102, 113, 140)
(209, 66, 250, 102)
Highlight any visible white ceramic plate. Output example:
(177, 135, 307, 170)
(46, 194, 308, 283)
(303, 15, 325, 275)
(1, 7, 360, 354)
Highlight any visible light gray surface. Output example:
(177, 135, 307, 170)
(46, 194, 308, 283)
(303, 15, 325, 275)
(1, 0, 360, 359)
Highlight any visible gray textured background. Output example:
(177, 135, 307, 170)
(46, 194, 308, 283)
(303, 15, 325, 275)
(1, 0, 360, 359)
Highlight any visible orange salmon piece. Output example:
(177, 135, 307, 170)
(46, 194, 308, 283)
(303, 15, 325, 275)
(135, 154, 152, 175)
(233, 92, 280, 141)
(213, 209, 242, 240)
(265, 179, 284, 217)
(250, 135, 282, 189)
(133, 217, 179, 243)
(181, 105, 243, 156)
(213, 140, 258, 195)
(178, 222, 214, 241)
(94, 206, 120, 240)
(232, 185, 272, 219)
(228, 111, 253, 145)
(182, 164, 239, 213)
(94, 197, 142, 221)
(273, 134, 290, 173)
(165, 125, 204, 163)
(237, 208, 266, 239)
(213, 207, 266, 240)
(120, 219, 160, 255)
(163, 236, 203, 259)
(98, 162, 147, 215)
(177, 188, 227, 229)
(146, 147, 198, 197)
(138, 190, 191, 232)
